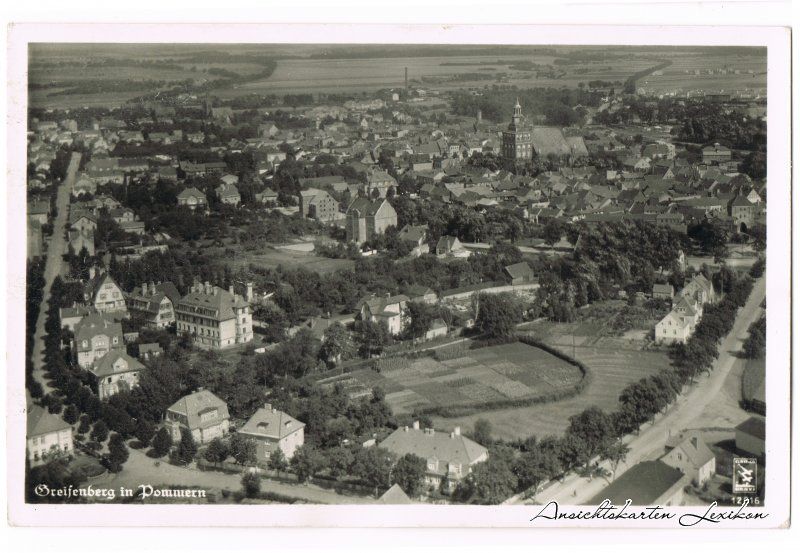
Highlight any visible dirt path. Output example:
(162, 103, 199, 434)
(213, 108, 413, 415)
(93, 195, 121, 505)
(31, 152, 80, 395)
(509, 276, 766, 506)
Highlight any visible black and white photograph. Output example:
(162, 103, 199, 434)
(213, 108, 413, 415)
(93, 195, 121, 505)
(4, 18, 792, 533)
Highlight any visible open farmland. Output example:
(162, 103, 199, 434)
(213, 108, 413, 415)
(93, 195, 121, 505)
(639, 51, 766, 93)
(433, 344, 669, 441)
(317, 341, 584, 415)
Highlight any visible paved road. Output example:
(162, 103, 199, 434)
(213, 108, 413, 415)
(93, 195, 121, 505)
(510, 276, 766, 506)
(30, 152, 80, 395)
(92, 447, 379, 505)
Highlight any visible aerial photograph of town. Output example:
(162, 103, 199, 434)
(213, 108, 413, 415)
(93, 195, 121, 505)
(23, 43, 768, 507)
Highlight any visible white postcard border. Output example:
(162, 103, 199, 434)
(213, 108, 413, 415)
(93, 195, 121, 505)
(5, 22, 792, 528)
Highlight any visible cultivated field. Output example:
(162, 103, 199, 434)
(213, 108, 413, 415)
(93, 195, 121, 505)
(318, 341, 584, 415)
(434, 344, 668, 441)
(640, 52, 766, 93)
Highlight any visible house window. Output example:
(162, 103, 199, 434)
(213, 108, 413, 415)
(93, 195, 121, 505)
(677, 453, 682, 460)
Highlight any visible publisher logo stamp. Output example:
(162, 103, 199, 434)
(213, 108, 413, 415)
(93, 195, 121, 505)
(732, 457, 757, 494)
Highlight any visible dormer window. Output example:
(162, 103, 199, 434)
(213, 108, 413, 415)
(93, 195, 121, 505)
(82, 340, 88, 348)
(112, 337, 119, 344)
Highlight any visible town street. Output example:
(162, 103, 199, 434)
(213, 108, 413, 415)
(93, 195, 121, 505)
(30, 152, 80, 395)
(93, 447, 379, 504)
(511, 275, 766, 506)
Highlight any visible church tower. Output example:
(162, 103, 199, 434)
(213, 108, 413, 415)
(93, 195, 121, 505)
(502, 98, 533, 160)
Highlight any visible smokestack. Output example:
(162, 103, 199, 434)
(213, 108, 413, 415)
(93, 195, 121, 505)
(246, 282, 254, 303)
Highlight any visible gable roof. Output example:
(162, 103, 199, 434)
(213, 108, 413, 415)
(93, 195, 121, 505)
(736, 416, 765, 440)
(347, 197, 388, 217)
(27, 404, 71, 438)
(652, 283, 674, 295)
(589, 460, 686, 505)
(177, 285, 248, 321)
(398, 224, 428, 244)
(379, 483, 414, 504)
(504, 262, 534, 280)
(239, 405, 305, 440)
(379, 427, 487, 475)
(89, 350, 145, 378)
(665, 432, 715, 468)
(177, 186, 207, 201)
(74, 313, 123, 345)
(167, 389, 230, 430)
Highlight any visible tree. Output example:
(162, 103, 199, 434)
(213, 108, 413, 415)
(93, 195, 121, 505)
(62, 404, 80, 425)
(323, 445, 355, 478)
(403, 301, 435, 340)
(134, 417, 156, 447)
(267, 448, 289, 472)
(475, 292, 523, 339)
(601, 440, 630, 481)
(542, 220, 565, 247)
(355, 319, 391, 358)
(290, 444, 326, 483)
(352, 446, 397, 495)
(106, 432, 129, 473)
(90, 420, 109, 443)
(151, 427, 173, 457)
(241, 471, 261, 499)
(204, 437, 230, 465)
(319, 322, 353, 365)
(470, 457, 518, 504)
(472, 419, 493, 447)
(229, 433, 257, 466)
(391, 453, 426, 497)
(514, 447, 561, 494)
(173, 427, 198, 465)
(77, 414, 92, 434)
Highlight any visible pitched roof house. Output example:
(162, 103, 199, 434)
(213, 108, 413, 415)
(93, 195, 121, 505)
(83, 271, 127, 316)
(174, 281, 253, 350)
(126, 281, 181, 328)
(73, 313, 124, 369)
(358, 294, 409, 336)
(345, 197, 397, 245)
(661, 432, 716, 485)
(88, 350, 145, 400)
(177, 186, 208, 210)
(27, 403, 74, 466)
(504, 262, 536, 285)
(589, 460, 688, 506)
(435, 235, 469, 258)
(238, 403, 306, 461)
(379, 422, 488, 493)
(166, 388, 231, 444)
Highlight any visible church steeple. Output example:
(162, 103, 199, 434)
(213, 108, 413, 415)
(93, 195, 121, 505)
(512, 98, 523, 126)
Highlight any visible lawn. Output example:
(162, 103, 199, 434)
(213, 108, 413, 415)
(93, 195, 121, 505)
(213, 244, 355, 275)
(318, 341, 584, 416)
(432, 343, 669, 441)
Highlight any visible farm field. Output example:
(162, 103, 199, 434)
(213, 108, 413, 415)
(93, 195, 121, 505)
(317, 341, 584, 415)
(433, 344, 669, 441)
(640, 52, 766, 93)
